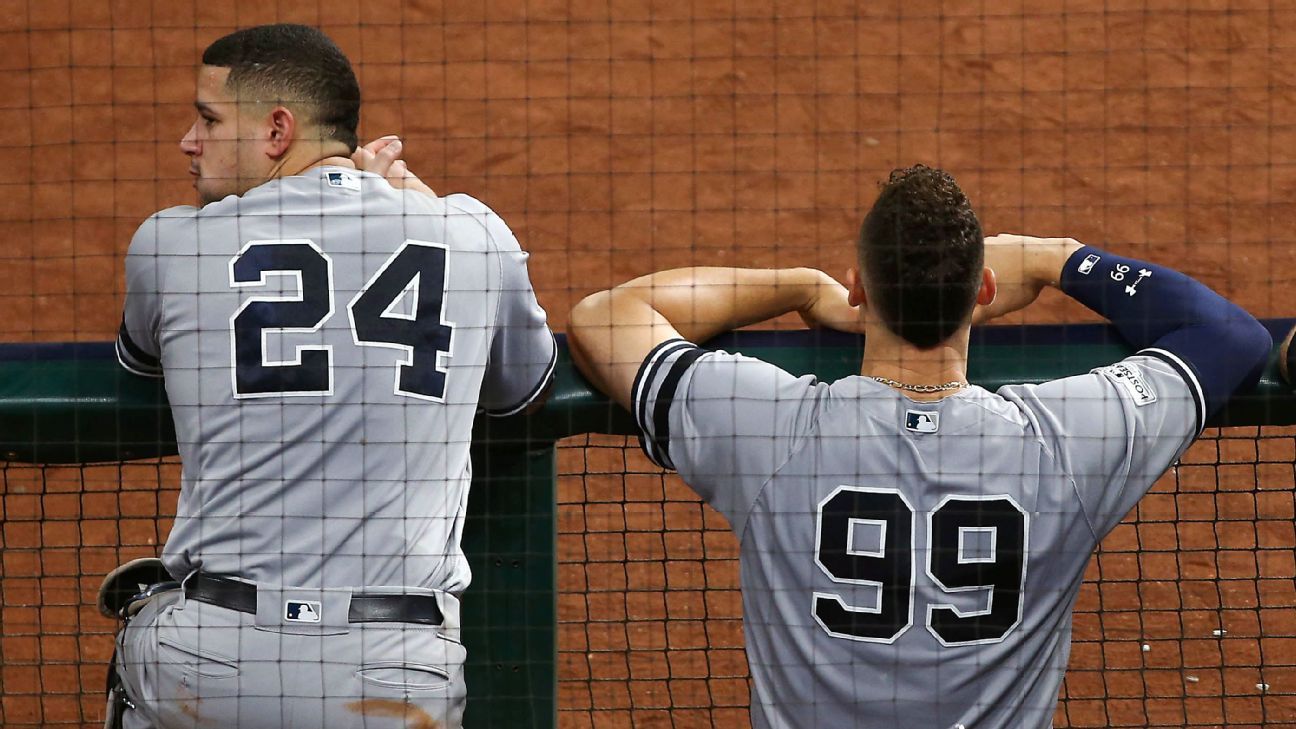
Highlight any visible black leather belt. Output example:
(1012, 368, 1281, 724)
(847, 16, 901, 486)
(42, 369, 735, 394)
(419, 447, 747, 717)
(185, 573, 444, 626)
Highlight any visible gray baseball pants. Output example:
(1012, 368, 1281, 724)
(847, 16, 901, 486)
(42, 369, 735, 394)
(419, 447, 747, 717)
(114, 583, 466, 729)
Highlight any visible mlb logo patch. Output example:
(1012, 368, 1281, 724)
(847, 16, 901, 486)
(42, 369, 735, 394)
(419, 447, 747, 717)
(1078, 254, 1101, 275)
(325, 171, 361, 192)
(905, 410, 939, 433)
(284, 600, 322, 623)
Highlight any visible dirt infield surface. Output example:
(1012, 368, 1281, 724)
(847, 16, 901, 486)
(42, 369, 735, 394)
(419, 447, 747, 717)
(0, 1, 1294, 726)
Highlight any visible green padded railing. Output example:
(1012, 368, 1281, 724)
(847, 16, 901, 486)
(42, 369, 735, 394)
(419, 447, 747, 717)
(0, 321, 1291, 727)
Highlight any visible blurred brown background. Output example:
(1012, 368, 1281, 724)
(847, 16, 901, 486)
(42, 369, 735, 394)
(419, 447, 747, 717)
(3, 0, 1290, 343)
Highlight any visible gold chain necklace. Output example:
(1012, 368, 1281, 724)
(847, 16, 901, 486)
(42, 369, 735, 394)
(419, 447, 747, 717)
(870, 376, 967, 393)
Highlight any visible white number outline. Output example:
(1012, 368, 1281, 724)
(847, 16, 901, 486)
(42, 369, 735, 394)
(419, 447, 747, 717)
(811, 485, 917, 645)
(228, 239, 336, 399)
(346, 240, 458, 403)
(228, 239, 457, 401)
(811, 489, 1031, 647)
(924, 494, 1030, 647)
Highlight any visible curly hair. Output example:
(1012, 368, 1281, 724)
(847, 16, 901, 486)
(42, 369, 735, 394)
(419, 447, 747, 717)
(857, 165, 984, 349)
(203, 24, 360, 150)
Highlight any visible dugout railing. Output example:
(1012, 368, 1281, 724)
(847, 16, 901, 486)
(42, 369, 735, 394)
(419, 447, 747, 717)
(0, 321, 1292, 727)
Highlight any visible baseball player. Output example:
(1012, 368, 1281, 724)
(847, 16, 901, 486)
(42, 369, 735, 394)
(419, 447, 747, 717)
(109, 24, 555, 729)
(567, 165, 1270, 728)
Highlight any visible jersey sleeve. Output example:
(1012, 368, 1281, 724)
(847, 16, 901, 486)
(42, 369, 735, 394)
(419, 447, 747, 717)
(634, 339, 824, 533)
(477, 208, 556, 416)
(115, 220, 164, 378)
(998, 350, 1204, 536)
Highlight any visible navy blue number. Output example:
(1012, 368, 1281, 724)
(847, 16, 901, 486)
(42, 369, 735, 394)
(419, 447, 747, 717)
(928, 498, 1027, 645)
(348, 242, 454, 400)
(230, 242, 333, 396)
(813, 489, 913, 642)
(813, 491, 1028, 645)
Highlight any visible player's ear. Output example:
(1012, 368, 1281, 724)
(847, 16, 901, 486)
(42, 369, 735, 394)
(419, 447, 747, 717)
(265, 106, 296, 159)
(976, 265, 996, 307)
(846, 266, 867, 308)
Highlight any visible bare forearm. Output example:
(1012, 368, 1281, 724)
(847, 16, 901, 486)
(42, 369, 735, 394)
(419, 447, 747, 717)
(974, 236, 1083, 323)
(616, 267, 825, 342)
(568, 289, 678, 410)
(569, 266, 849, 411)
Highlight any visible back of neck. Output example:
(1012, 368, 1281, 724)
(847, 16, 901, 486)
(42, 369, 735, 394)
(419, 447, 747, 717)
(859, 323, 971, 401)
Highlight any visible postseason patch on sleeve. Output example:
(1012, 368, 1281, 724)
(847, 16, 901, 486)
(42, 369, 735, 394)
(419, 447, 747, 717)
(1095, 362, 1158, 406)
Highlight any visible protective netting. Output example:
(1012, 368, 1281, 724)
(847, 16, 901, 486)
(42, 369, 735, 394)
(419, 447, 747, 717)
(1, 0, 1293, 727)
(1, 460, 181, 726)
(2, 428, 1294, 726)
(556, 428, 1296, 728)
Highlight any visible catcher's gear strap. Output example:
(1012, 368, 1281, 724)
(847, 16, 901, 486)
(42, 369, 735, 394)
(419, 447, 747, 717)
(98, 557, 178, 619)
(1059, 244, 1271, 417)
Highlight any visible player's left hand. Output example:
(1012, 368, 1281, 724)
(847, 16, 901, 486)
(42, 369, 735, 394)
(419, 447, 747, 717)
(353, 136, 439, 199)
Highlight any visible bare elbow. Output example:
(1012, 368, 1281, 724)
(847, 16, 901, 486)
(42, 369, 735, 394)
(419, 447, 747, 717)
(568, 290, 614, 344)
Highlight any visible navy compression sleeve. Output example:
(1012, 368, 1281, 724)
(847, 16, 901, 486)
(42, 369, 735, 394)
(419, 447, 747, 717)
(1059, 245, 1270, 417)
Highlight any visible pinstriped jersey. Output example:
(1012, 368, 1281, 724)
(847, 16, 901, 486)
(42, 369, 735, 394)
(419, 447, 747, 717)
(116, 168, 555, 593)
(634, 339, 1203, 729)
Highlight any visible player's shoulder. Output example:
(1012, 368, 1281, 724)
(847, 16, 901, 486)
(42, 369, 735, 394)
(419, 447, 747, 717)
(160, 197, 238, 226)
(993, 353, 1201, 439)
(957, 385, 1038, 430)
(992, 373, 1118, 434)
(442, 194, 524, 252)
(152, 203, 203, 220)
(127, 204, 203, 255)
(155, 196, 244, 227)
(680, 349, 829, 409)
(441, 193, 505, 230)
(441, 192, 494, 217)
(1099, 351, 1200, 397)
(1000, 354, 1194, 410)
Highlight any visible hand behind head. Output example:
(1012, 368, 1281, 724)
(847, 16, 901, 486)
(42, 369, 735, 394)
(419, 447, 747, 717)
(353, 136, 439, 198)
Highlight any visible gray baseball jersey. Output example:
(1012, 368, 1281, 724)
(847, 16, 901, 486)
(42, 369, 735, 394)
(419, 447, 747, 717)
(116, 167, 555, 593)
(634, 339, 1203, 729)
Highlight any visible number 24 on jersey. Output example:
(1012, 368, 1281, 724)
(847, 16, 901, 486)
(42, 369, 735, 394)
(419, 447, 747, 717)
(229, 239, 455, 401)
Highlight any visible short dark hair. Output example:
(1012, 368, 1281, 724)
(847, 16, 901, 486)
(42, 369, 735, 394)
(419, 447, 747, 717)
(857, 165, 984, 349)
(202, 24, 360, 150)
